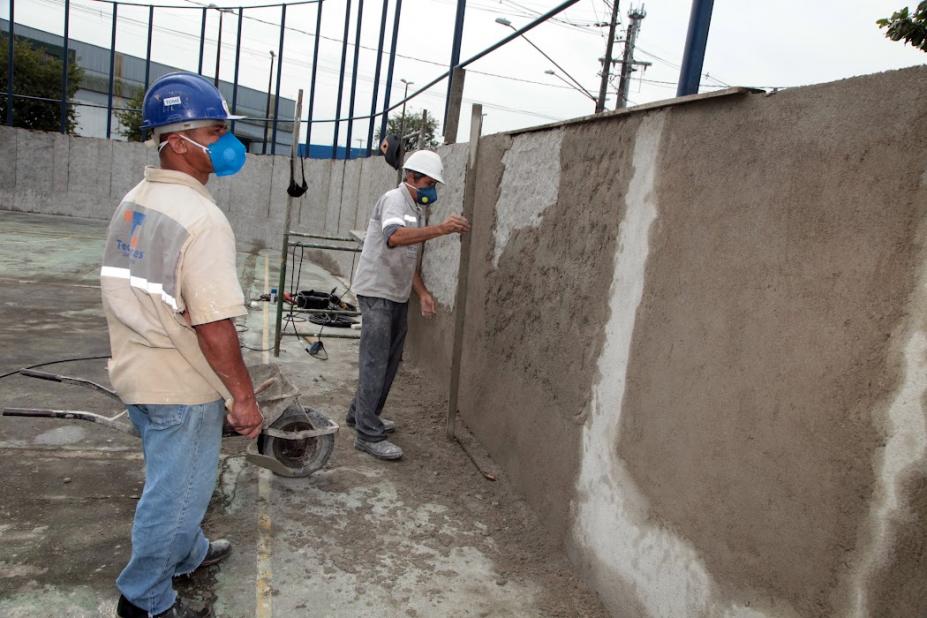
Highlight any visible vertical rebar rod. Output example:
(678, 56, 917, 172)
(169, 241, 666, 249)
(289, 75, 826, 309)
(105, 3, 117, 139)
(345, 0, 364, 159)
(197, 7, 206, 75)
(332, 0, 352, 159)
(365, 0, 388, 155)
(59, 0, 70, 134)
(270, 3, 286, 155)
(304, 0, 323, 152)
(231, 7, 242, 132)
(144, 5, 153, 89)
(378, 0, 401, 141)
(5, 0, 13, 126)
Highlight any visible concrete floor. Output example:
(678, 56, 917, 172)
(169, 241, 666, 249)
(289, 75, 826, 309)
(0, 211, 606, 618)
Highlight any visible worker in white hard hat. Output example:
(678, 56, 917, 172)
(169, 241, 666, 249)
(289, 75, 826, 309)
(347, 149, 470, 460)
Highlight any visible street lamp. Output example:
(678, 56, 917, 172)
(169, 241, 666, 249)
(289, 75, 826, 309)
(495, 17, 598, 111)
(398, 78, 414, 146)
(544, 69, 597, 104)
(262, 50, 275, 155)
(207, 4, 233, 88)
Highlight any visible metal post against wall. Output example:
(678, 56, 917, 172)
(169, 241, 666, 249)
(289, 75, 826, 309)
(144, 6, 153, 90)
(304, 0, 323, 151)
(274, 88, 304, 357)
(378, 0, 402, 142)
(443, 67, 465, 144)
(59, 0, 70, 134)
(677, 0, 714, 97)
(262, 50, 274, 155)
(270, 3, 286, 155)
(365, 0, 389, 156)
(446, 103, 483, 440)
(332, 0, 352, 159)
(105, 3, 117, 139)
(444, 0, 467, 126)
(345, 0, 364, 159)
(230, 7, 242, 132)
(197, 7, 206, 75)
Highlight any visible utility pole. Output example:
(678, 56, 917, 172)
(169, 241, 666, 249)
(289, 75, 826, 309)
(615, 6, 648, 109)
(596, 0, 620, 113)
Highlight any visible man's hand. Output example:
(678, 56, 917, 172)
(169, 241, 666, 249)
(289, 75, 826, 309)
(440, 214, 470, 235)
(227, 396, 264, 439)
(420, 292, 437, 318)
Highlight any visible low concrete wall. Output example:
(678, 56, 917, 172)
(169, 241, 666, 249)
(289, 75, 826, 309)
(407, 66, 927, 617)
(0, 127, 396, 275)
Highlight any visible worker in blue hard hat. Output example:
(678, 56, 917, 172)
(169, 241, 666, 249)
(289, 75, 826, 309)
(101, 71, 261, 618)
(347, 150, 470, 461)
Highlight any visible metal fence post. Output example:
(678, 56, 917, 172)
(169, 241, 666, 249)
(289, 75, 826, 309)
(379, 0, 401, 141)
(365, 0, 389, 155)
(59, 0, 70, 134)
(332, 0, 352, 159)
(305, 0, 323, 152)
(345, 0, 364, 159)
(677, 0, 714, 97)
(105, 3, 117, 139)
(231, 6, 242, 132)
(5, 0, 13, 126)
(197, 7, 206, 75)
(270, 3, 286, 155)
(144, 6, 153, 90)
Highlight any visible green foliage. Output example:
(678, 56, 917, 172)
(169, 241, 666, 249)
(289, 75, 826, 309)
(116, 88, 146, 142)
(377, 108, 439, 150)
(877, 2, 927, 52)
(0, 34, 83, 133)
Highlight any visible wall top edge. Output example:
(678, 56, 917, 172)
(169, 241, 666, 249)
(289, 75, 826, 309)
(505, 87, 763, 137)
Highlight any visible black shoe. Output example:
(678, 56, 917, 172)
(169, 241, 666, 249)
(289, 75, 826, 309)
(198, 539, 232, 569)
(345, 417, 396, 433)
(117, 595, 211, 618)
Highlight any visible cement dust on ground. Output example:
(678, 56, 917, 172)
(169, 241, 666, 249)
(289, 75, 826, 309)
(0, 211, 606, 617)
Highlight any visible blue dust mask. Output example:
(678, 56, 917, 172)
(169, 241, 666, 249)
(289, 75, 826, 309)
(414, 184, 438, 206)
(180, 133, 247, 177)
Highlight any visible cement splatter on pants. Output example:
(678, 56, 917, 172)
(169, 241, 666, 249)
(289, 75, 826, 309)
(347, 295, 408, 442)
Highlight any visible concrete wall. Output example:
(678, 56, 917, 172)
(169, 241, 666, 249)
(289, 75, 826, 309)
(405, 66, 927, 617)
(0, 128, 396, 279)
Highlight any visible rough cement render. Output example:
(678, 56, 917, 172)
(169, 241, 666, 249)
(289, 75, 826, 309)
(455, 115, 633, 539)
(613, 70, 927, 616)
(491, 129, 563, 268)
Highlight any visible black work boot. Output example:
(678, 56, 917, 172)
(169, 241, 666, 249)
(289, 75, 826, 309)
(117, 595, 211, 617)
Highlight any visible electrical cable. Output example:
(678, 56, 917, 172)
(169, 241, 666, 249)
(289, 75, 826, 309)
(0, 355, 110, 381)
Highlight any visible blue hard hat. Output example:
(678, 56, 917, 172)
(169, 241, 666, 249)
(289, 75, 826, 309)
(141, 72, 244, 132)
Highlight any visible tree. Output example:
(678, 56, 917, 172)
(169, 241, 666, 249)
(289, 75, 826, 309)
(116, 88, 146, 142)
(377, 107, 439, 150)
(0, 34, 83, 133)
(877, 2, 927, 52)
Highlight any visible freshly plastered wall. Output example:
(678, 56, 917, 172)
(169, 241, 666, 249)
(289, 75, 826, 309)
(409, 66, 927, 617)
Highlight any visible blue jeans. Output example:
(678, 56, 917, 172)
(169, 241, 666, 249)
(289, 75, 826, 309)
(116, 400, 224, 615)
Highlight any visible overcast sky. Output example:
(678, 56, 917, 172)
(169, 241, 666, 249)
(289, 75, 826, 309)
(4, 0, 925, 147)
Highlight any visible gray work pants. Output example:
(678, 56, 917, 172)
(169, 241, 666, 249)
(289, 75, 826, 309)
(347, 295, 408, 442)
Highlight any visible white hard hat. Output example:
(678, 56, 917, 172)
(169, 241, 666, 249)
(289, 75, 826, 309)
(403, 150, 445, 184)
